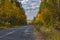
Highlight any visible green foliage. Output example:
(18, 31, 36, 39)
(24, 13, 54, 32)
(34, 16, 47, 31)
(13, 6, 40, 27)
(41, 29, 60, 40)
(34, 0, 60, 40)
(0, 0, 27, 29)
(35, 0, 60, 27)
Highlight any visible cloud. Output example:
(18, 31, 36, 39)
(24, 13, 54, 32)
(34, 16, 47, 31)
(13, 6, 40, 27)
(19, 0, 29, 4)
(19, 0, 41, 20)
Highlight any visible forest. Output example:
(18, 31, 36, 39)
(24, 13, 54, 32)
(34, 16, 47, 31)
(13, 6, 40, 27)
(0, 0, 27, 29)
(34, 0, 60, 40)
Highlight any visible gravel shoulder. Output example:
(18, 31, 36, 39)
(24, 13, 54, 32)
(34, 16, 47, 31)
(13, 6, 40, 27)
(33, 28, 44, 40)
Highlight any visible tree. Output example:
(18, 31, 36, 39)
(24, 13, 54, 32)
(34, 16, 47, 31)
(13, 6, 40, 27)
(0, 0, 27, 28)
(35, 0, 60, 27)
(34, 0, 60, 40)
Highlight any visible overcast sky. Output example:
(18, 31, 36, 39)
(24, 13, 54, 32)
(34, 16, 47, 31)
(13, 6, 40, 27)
(18, 0, 41, 20)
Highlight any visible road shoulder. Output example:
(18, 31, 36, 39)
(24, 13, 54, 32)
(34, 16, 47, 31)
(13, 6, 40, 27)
(33, 28, 43, 40)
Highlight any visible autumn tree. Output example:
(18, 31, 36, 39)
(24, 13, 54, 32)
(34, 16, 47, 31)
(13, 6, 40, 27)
(34, 0, 60, 40)
(34, 0, 60, 27)
(0, 0, 27, 28)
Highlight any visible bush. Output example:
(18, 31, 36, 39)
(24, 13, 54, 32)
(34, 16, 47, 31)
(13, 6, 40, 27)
(0, 28, 5, 30)
(41, 29, 60, 40)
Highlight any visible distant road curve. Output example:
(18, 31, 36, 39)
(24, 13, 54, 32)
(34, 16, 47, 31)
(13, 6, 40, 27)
(0, 25, 35, 40)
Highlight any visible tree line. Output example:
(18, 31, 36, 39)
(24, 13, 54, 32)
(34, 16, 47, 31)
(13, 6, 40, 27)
(34, 0, 60, 40)
(0, 0, 27, 28)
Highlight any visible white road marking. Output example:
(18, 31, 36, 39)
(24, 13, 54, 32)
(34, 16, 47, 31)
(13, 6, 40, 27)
(0, 30, 17, 38)
(24, 27, 30, 33)
(24, 27, 31, 35)
(0, 25, 33, 39)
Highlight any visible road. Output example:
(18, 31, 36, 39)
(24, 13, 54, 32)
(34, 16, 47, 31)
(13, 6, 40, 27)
(0, 25, 35, 40)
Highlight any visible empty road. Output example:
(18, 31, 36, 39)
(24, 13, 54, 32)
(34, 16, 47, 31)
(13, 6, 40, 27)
(0, 25, 35, 40)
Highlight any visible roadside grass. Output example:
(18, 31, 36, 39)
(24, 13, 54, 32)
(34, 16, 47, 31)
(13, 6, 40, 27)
(34, 25, 60, 40)
(41, 29, 60, 40)
(0, 25, 19, 30)
(0, 27, 7, 30)
(0, 24, 27, 30)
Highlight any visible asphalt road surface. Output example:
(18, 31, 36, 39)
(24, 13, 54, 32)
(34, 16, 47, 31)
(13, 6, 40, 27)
(0, 25, 35, 40)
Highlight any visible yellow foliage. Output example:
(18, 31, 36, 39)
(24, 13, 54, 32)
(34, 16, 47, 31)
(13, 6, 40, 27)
(46, 0, 49, 3)
(37, 13, 42, 18)
(34, 13, 46, 25)
(35, 14, 42, 22)
(0, 0, 27, 26)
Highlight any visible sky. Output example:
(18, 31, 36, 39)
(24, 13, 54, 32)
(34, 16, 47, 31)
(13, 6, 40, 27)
(18, 0, 41, 20)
